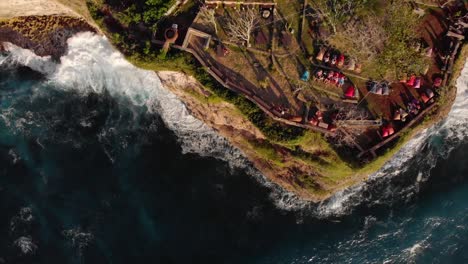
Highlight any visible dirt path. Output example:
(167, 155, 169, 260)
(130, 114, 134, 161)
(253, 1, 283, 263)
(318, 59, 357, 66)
(0, 0, 79, 19)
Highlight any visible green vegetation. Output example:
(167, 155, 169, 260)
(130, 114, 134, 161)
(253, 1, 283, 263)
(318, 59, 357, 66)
(87, 0, 306, 143)
(450, 44, 468, 86)
(376, 3, 429, 79)
(248, 141, 285, 168)
(192, 66, 306, 142)
(321, 0, 428, 80)
(83, 0, 464, 199)
(98, 0, 175, 28)
(293, 174, 325, 194)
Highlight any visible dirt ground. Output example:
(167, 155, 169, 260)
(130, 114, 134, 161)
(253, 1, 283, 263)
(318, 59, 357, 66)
(0, 0, 77, 19)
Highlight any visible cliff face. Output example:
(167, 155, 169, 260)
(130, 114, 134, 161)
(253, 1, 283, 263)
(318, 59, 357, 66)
(1, 1, 462, 202)
(0, 8, 393, 202)
(0, 0, 95, 60)
(157, 71, 371, 202)
(0, 16, 95, 60)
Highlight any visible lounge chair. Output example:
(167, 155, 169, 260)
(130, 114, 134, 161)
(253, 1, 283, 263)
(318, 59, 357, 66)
(301, 70, 310, 81)
(346, 59, 356, 71)
(354, 63, 362, 73)
(414, 77, 421, 89)
(323, 52, 330, 63)
(316, 48, 326, 61)
(381, 82, 390, 95)
(345, 86, 357, 98)
(337, 54, 345, 67)
(407, 75, 416, 87)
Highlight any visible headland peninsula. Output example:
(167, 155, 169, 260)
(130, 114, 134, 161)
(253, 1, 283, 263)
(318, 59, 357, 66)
(1, 0, 467, 202)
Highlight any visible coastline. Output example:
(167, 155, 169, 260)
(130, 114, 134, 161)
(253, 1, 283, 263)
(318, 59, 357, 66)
(0, 1, 465, 202)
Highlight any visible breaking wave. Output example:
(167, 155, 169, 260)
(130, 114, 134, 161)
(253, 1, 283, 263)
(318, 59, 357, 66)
(13, 236, 38, 255)
(1, 32, 294, 204)
(1, 32, 253, 169)
(2, 31, 467, 218)
(62, 227, 94, 258)
(8, 207, 38, 256)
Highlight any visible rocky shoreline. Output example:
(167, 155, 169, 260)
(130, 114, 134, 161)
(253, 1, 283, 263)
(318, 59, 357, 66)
(0, 15, 95, 60)
(0, 6, 464, 202)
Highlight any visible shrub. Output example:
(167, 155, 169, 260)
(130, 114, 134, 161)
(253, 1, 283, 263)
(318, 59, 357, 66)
(192, 65, 305, 142)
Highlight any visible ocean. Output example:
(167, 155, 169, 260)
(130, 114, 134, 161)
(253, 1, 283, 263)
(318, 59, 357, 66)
(0, 32, 467, 264)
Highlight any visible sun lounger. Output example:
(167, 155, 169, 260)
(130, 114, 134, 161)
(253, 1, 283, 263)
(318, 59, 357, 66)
(316, 48, 326, 61)
(290, 116, 303, 122)
(308, 118, 318, 126)
(382, 82, 390, 95)
(318, 122, 329, 129)
(406, 75, 416, 87)
(354, 63, 362, 73)
(337, 54, 345, 67)
(346, 59, 356, 71)
(414, 77, 421, 89)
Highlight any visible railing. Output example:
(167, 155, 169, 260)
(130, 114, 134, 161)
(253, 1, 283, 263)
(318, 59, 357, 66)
(337, 119, 383, 127)
(177, 43, 334, 134)
(358, 103, 437, 158)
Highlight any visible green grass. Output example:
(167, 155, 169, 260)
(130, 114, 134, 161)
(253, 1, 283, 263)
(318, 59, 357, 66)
(292, 174, 329, 194)
(450, 44, 468, 86)
(126, 52, 197, 74)
(248, 140, 285, 168)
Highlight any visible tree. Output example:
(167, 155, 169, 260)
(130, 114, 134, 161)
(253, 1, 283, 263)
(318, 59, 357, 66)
(143, 0, 171, 24)
(224, 7, 258, 47)
(199, 5, 218, 34)
(308, 0, 368, 34)
(327, 16, 387, 61)
(327, 105, 371, 148)
(377, 1, 428, 79)
(328, 105, 371, 148)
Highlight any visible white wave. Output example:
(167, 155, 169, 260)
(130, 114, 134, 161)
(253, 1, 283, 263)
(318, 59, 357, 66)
(5, 31, 465, 216)
(10, 207, 34, 234)
(315, 183, 366, 216)
(401, 240, 428, 263)
(2, 32, 253, 170)
(13, 236, 37, 255)
(1, 33, 307, 211)
(2, 43, 56, 74)
(63, 227, 94, 256)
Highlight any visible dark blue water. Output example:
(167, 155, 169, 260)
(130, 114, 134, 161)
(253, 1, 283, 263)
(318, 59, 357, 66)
(1, 35, 468, 264)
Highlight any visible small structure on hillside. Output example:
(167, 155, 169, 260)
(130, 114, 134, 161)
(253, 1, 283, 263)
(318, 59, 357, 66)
(181, 27, 211, 50)
(162, 24, 179, 53)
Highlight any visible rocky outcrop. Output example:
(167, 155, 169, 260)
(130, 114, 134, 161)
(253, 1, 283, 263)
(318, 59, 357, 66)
(0, 16, 95, 60)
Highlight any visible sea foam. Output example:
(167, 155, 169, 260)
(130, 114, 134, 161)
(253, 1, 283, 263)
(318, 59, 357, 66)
(1, 32, 288, 202)
(2, 32, 467, 216)
(2, 32, 249, 168)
